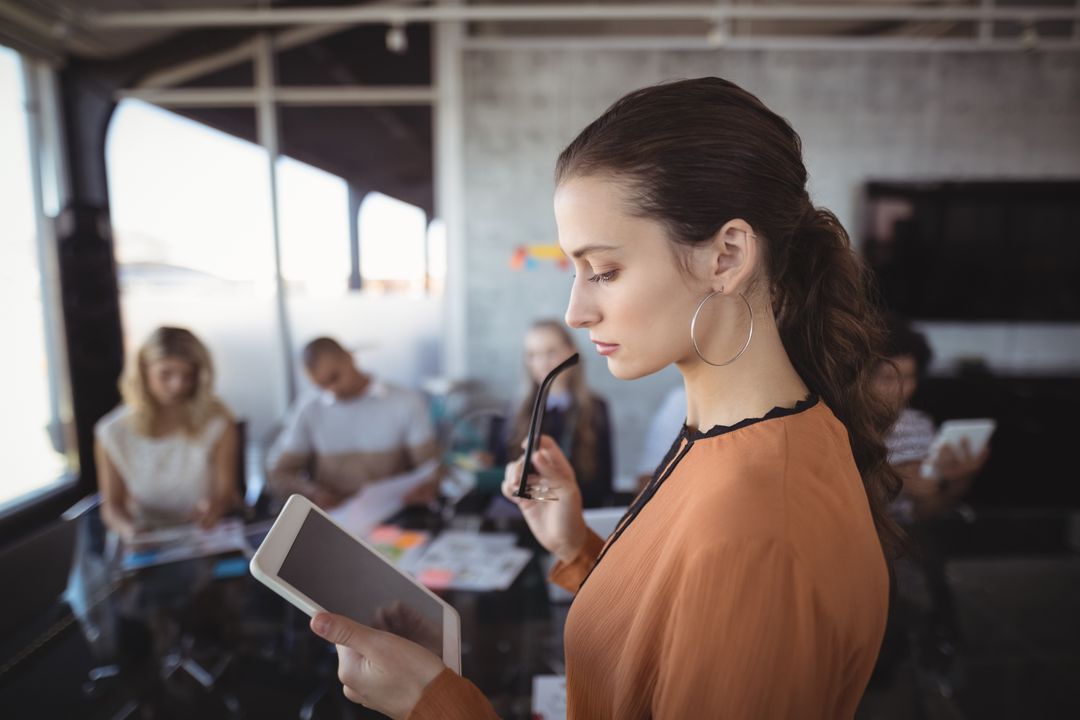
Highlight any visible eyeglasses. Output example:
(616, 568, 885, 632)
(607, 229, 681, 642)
(513, 352, 580, 502)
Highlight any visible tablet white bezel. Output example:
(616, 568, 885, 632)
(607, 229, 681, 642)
(249, 494, 461, 672)
(931, 418, 997, 457)
(920, 418, 997, 478)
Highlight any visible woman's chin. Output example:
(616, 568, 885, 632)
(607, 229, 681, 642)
(605, 355, 662, 382)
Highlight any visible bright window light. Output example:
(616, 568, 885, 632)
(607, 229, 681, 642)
(0, 47, 69, 510)
(359, 191, 427, 291)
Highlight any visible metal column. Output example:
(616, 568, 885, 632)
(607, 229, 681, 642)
(254, 33, 298, 406)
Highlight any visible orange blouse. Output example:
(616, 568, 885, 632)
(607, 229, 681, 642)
(409, 398, 889, 719)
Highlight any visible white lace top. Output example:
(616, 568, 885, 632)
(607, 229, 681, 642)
(95, 405, 229, 527)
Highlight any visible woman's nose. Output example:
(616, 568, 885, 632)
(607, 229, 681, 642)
(565, 281, 599, 329)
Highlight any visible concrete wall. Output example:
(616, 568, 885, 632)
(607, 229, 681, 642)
(459, 49, 1080, 486)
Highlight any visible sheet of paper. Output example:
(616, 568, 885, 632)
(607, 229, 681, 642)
(122, 518, 248, 571)
(408, 531, 532, 592)
(531, 674, 567, 720)
(328, 459, 439, 537)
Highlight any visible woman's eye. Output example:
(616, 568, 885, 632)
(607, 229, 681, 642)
(587, 270, 618, 284)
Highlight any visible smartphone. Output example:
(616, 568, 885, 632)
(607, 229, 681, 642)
(250, 494, 461, 671)
(919, 418, 996, 479)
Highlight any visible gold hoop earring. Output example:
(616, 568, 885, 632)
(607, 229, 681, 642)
(690, 287, 754, 367)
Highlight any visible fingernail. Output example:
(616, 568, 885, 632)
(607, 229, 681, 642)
(312, 614, 330, 636)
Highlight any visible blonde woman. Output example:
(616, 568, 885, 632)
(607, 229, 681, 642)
(94, 326, 239, 538)
(500, 319, 613, 508)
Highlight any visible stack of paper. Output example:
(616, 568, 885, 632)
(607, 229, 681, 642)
(122, 518, 248, 571)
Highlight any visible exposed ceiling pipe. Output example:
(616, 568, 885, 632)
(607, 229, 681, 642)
(459, 34, 1078, 52)
(0, 0, 109, 58)
(137, 24, 347, 89)
(85, 3, 1080, 29)
(115, 85, 437, 106)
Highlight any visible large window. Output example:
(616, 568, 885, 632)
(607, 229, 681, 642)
(278, 156, 351, 294)
(107, 100, 288, 444)
(0, 47, 72, 512)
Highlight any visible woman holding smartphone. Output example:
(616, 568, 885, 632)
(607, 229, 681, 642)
(309, 77, 902, 719)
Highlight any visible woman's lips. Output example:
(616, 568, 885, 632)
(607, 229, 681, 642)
(593, 342, 620, 356)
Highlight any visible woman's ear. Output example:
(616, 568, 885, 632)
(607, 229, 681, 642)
(704, 218, 758, 293)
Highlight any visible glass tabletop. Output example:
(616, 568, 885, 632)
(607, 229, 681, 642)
(0, 502, 568, 720)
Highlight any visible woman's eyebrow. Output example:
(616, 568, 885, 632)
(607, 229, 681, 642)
(570, 244, 620, 260)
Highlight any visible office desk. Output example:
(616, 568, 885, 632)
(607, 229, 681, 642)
(0, 505, 567, 720)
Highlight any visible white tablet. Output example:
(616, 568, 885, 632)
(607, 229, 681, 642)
(929, 418, 997, 457)
(920, 418, 996, 479)
(250, 494, 461, 672)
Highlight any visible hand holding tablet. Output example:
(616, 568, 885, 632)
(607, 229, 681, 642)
(250, 494, 461, 717)
(309, 611, 445, 719)
(919, 418, 996, 480)
(249, 494, 461, 668)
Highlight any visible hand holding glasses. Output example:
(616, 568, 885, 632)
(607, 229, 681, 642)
(513, 352, 580, 502)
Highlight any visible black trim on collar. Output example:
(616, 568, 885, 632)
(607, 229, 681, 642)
(681, 394, 819, 442)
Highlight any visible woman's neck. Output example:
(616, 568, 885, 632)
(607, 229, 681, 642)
(150, 406, 185, 437)
(678, 310, 809, 433)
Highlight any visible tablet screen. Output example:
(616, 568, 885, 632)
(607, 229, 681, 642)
(278, 510, 444, 655)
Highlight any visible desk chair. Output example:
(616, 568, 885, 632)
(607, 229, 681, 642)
(440, 406, 508, 517)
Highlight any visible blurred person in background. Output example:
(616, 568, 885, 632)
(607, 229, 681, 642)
(95, 326, 239, 538)
(495, 319, 614, 508)
(873, 315, 989, 522)
(873, 313, 991, 677)
(267, 337, 438, 510)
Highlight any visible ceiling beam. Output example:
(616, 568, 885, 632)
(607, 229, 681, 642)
(116, 85, 436, 106)
(85, 3, 1080, 29)
(136, 24, 348, 89)
(0, 0, 108, 59)
(460, 34, 1080, 52)
(136, 0, 430, 89)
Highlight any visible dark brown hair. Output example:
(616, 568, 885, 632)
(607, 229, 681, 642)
(881, 312, 933, 379)
(508, 320, 600, 486)
(302, 336, 349, 370)
(556, 77, 903, 561)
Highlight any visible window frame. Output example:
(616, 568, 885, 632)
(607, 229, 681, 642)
(0, 50, 85, 545)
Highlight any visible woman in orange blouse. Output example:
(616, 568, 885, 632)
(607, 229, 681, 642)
(309, 77, 903, 719)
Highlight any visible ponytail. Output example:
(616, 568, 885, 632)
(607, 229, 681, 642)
(774, 206, 905, 561)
